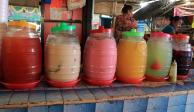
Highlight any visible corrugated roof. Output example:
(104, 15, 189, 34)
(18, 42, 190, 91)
(133, 0, 187, 20)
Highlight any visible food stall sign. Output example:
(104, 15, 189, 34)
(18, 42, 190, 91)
(8, 5, 42, 22)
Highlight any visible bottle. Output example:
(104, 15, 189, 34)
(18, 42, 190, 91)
(169, 60, 177, 83)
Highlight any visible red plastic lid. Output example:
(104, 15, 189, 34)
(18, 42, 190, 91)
(145, 75, 169, 82)
(177, 75, 189, 80)
(172, 34, 190, 40)
(83, 77, 116, 86)
(0, 80, 40, 90)
(45, 78, 80, 88)
(117, 76, 144, 84)
(151, 32, 171, 38)
(90, 26, 112, 34)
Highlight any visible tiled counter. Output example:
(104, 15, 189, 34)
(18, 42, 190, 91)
(0, 70, 193, 112)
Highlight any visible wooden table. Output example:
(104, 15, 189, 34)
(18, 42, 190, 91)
(0, 70, 193, 112)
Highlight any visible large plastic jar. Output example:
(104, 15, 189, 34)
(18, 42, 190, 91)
(145, 32, 172, 81)
(2, 21, 42, 89)
(172, 34, 192, 80)
(83, 26, 117, 86)
(45, 23, 81, 87)
(117, 29, 147, 84)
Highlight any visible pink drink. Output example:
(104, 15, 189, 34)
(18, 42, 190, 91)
(84, 37, 117, 81)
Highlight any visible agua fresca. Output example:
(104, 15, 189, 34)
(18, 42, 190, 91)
(117, 29, 147, 84)
(172, 34, 193, 80)
(45, 43, 80, 82)
(83, 26, 117, 85)
(84, 38, 117, 80)
(2, 21, 42, 89)
(2, 37, 42, 83)
(145, 32, 172, 82)
(45, 23, 81, 87)
(173, 50, 192, 76)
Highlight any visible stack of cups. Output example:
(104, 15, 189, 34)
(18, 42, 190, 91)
(0, 0, 8, 79)
(0, 0, 9, 23)
(137, 21, 145, 32)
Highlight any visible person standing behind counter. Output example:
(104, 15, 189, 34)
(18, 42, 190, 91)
(114, 4, 137, 43)
(162, 16, 183, 34)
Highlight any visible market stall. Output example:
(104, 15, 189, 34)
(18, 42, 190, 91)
(0, 0, 193, 112)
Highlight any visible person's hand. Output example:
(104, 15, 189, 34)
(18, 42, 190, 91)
(131, 21, 137, 28)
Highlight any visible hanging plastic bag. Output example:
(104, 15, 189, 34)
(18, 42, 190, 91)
(67, 0, 86, 10)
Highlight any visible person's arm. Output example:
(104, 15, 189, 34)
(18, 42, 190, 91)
(115, 16, 122, 31)
(114, 16, 121, 43)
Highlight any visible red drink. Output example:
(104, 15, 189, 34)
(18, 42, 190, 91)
(172, 34, 192, 80)
(173, 50, 192, 76)
(2, 37, 42, 83)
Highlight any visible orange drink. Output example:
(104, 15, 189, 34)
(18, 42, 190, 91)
(116, 29, 146, 84)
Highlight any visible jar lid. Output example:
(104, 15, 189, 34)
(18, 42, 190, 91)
(122, 29, 144, 37)
(8, 21, 36, 30)
(51, 22, 76, 33)
(90, 26, 112, 34)
(172, 34, 190, 40)
(151, 32, 171, 38)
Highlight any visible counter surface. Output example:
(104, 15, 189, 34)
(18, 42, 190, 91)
(0, 70, 193, 111)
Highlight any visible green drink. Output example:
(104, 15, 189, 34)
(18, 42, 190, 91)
(145, 32, 172, 81)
